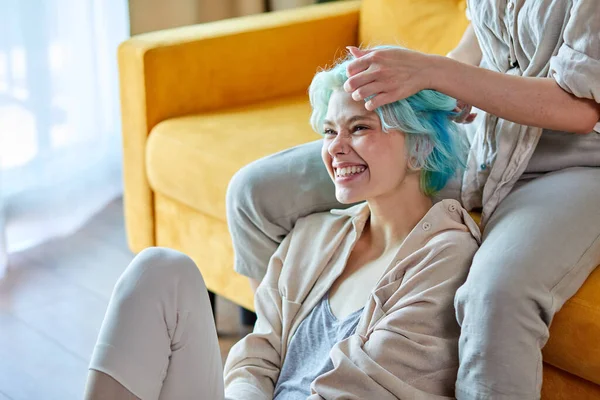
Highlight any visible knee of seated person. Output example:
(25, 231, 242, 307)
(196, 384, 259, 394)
(227, 160, 272, 215)
(455, 259, 529, 319)
(115, 247, 204, 296)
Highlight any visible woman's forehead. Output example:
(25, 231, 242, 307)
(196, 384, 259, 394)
(325, 90, 377, 124)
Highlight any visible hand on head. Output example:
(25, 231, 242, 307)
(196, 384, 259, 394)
(345, 46, 477, 124)
(343, 45, 434, 111)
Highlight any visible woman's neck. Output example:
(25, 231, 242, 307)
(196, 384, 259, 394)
(365, 175, 433, 254)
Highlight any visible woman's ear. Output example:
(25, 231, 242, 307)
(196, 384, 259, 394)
(408, 138, 433, 171)
(407, 157, 422, 171)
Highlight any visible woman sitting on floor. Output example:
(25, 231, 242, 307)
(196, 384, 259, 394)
(84, 49, 480, 400)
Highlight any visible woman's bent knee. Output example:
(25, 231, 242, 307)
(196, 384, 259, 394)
(226, 140, 329, 223)
(226, 159, 272, 216)
(114, 247, 204, 300)
(455, 255, 554, 331)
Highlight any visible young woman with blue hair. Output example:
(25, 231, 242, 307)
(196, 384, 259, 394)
(227, 2, 600, 399)
(84, 53, 481, 399)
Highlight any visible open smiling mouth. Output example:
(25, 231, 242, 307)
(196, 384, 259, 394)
(334, 165, 367, 181)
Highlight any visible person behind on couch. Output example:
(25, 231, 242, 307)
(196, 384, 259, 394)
(84, 52, 480, 400)
(228, 2, 600, 398)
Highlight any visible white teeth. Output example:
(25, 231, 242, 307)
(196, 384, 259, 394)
(335, 166, 366, 177)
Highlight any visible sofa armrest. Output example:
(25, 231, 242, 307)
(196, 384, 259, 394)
(118, 1, 360, 252)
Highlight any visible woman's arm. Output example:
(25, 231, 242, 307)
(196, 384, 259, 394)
(224, 235, 292, 400)
(430, 57, 600, 134)
(446, 24, 482, 66)
(345, 48, 600, 134)
(445, 24, 481, 124)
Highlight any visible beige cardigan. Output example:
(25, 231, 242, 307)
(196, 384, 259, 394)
(223, 199, 481, 399)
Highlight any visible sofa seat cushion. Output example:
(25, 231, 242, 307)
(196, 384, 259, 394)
(544, 265, 600, 385)
(146, 94, 318, 222)
(542, 362, 600, 399)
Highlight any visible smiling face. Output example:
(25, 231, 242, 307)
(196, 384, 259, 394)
(321, 90, 415, 204)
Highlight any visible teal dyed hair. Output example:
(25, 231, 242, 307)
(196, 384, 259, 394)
(308, 46, 467, 196)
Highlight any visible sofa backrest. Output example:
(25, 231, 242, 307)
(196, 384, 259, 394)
(359, 0, 469, 55)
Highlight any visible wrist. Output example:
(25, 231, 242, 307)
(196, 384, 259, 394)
(446, 50, 460, 62)
(426, 55, 458, 94)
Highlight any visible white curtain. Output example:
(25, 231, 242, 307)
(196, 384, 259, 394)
(0, 0, 129, 276)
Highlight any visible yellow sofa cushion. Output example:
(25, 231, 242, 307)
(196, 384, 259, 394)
(146, 95, 318, 222)
(542, 362, 600, 400)
(359, 0, 470, 55)
(544, 266, 600, 385)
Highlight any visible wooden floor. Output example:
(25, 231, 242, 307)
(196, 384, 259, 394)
(0, 198, 244, 400)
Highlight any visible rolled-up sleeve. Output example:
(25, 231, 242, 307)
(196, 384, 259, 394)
(224, 233, 293, 400)
(549, 0, 600, 102)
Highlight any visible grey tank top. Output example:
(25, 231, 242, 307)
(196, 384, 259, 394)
(273, 292, 364, 400)
(523, 129, 600, 177)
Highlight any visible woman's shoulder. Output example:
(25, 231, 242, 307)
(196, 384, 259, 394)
(274, 207, 360, 301)
(427, 199, 482, 246)
(428, 228, 480, 260)
(281, 205, 364, 268)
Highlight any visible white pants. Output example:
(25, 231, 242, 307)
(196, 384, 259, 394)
(89, 247, 224, 400)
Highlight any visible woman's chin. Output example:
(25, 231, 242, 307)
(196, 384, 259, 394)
(335, 190, 366, 205)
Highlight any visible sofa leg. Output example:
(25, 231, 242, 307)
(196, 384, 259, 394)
(208, 290, 216, 322)
(240, 306, 257, 327)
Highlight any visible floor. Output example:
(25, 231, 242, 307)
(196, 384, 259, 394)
(0, 198, 244, 400)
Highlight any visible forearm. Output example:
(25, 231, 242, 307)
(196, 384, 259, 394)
(224, 306, 280, 399)
(430, 56, 600, 134)
(224, 242, 290, 397)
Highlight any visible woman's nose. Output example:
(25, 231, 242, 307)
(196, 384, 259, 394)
(328, 133, 350, 156)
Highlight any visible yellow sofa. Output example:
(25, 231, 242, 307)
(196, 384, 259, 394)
(118, 0, 600, 397)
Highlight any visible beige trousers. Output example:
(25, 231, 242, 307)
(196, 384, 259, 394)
(89, 247, 224, 399)
(226, 139, 600, 400)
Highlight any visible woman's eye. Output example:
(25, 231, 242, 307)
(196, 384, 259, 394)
(323, 128, 336, 136)
(353, 125, 369, 133)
